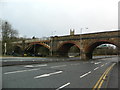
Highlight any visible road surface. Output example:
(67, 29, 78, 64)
(2, 56, 119, 89)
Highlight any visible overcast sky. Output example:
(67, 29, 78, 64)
(0, 0, 119, 38)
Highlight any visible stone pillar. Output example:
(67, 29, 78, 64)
(22, 40, 25, 56)
(81, 52, 92, 60)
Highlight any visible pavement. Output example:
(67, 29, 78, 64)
(1, 56, 119, 89)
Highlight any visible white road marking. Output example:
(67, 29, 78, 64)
(35, 64, 47, 67)
(34, 71, 63, 78)
(94, 62, 101, 65)
(101, 64, 104, 67)
(105, 63, 108, 65)
(50, 65, 66, 68)
(94, 67, 99, 71)
(4, 68, 39, 74)
(56, 82, 70, 90)
(24, 64, 47, 68)
(35, 74, 50, 78)
(24, 65, 34, 68)
(80, 71, 91, 78)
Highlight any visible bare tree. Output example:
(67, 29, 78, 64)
(1, 19, 19, 55)
(2, 20, 18, 41)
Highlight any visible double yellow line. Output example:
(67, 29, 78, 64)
(92, 63, 116, 90)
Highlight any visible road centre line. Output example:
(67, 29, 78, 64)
(36, 64, 47, 67)
(56, 82, 70, 90)
(105, 63, 108, 65)
(24, 65, 34, 68)
(4, 68, 39, 74)
(80, 71, 91, 78)
(94, 67, 99, 71)
(94, 62, 101, 65)
(24, 64, 47, 68)
(101, 64, 104, 67)
(50, 65, 67, 68)
(34, 71, 63, 78)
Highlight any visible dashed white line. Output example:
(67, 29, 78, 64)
(34, 71, 63, 78)
(101, 64, 104, 67)
(34, 74, 50, 78)
(105, 63, 108, 65)
(24, 64, 47, 68)
(4, 68, 39, 74)
(36, 64, 47, 67)
(56, 82, 70, 90)
(80, 71, 91, 78)
(94, 62, 101, 65)
(50, 65, 67, 68)
(94, 67, 99, 71)
(24, 65, 34, 68)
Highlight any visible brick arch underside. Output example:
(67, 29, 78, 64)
(25, 43, 50, 55)
(85, 40, 119, 59)
(13, 45, 22, 54)
(57, 42, 80, 57)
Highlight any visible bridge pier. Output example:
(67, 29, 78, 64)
(52, 50, 92, 60)
(81, 52, 92, 60)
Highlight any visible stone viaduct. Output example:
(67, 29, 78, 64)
(13, 30, 120, 60)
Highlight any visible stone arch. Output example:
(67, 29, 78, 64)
(25, 42, 50, 50)
(57, 41, 80, 57)
(13, 45, 23, 54)
(84, 40, 119, 59)
(25, 43, 50, 56)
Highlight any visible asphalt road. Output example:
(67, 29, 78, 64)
(1, 56, 113, 66)
(2, 56, 119, 89)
